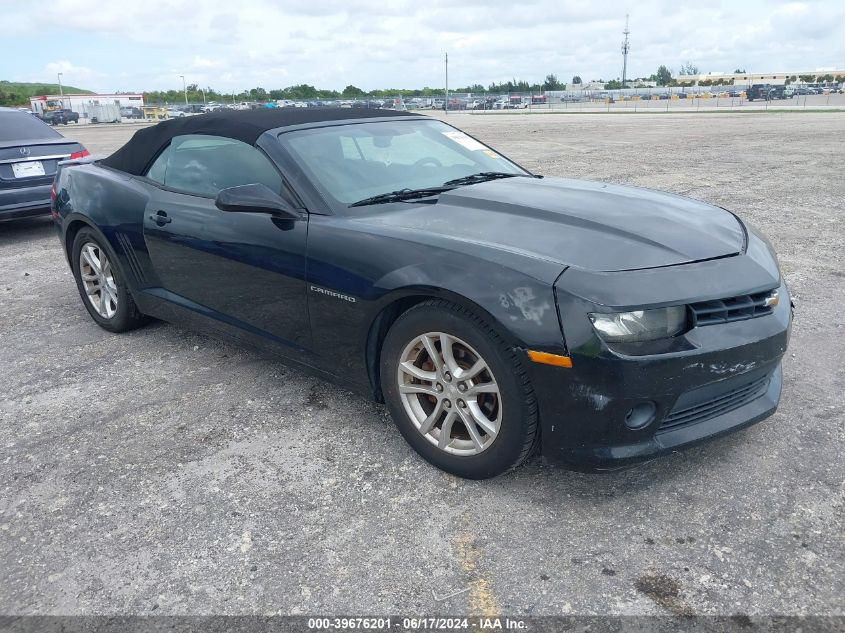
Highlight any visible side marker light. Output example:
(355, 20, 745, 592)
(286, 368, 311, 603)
(527, 350, 573, 368)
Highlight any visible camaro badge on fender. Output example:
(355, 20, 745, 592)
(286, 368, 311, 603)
(310, 285, 356, 303)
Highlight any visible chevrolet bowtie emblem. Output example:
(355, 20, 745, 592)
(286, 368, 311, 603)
(764, 290, 780, 307)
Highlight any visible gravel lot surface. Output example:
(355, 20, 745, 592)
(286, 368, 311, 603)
(1, 113, 843, 618)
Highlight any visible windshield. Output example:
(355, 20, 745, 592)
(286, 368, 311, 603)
(278, 119, 527, 209)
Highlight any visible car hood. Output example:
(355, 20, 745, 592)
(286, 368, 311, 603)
(361, 176, 745, 273)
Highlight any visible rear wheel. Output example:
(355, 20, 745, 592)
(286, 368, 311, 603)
(380, 300, 538, 479)
(71, 228, 147, 333)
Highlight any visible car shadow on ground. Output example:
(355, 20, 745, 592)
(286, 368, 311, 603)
(90, 316, 761, 502)
(503, 427, 758, 499)
(0, 216, 55, 245)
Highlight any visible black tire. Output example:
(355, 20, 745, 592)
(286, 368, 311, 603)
(71, 228, 147, 333)
(380, 300, 539, 479)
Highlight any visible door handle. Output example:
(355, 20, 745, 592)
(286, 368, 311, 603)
(149, 210, 172, 225)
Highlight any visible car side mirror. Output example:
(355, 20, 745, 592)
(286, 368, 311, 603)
(215, 183, 299, 220)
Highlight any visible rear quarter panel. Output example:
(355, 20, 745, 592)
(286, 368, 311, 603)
(55, 163, 154, 290)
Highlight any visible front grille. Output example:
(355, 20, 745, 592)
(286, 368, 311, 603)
(689, 290, 776, 326)
(659, 375, 770, 432)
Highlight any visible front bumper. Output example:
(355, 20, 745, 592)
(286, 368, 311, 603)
(540, 362, 783, 472)
(533, 276, 791, 472)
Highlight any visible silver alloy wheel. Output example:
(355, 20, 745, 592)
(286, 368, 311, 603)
(397, 332, 501, 456)
(79, 242, 118, 319)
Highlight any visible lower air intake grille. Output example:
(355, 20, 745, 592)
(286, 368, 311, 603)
(659, 375, 770, 432)
(689, 290, 776, 326)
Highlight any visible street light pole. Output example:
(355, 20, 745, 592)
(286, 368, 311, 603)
(445, 52, 449, 115)
(57, 72, 63, 101)
(180, 75, 187, 105)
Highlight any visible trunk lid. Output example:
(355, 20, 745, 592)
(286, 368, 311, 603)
(0, 140, 83, 191)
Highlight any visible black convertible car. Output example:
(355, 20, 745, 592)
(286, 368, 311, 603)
(52, 109, 791, 479)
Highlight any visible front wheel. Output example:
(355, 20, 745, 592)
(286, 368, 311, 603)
(71, 228, 148, 333)
(380, 300, 539, 479)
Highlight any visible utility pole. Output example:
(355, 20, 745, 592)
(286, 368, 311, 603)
(621, 14, 630, 88)
(445, 52, 449, 114)
(57, 72, 63, 100)
(180, 75, 187, 105)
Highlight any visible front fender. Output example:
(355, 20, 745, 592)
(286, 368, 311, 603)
(372, 262, 564, 351)
(305, 215, 567, 394)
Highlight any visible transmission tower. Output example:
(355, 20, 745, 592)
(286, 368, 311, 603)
(621, 14, 630, 87)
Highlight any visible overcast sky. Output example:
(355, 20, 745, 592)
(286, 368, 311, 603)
(2, 0, 843, 93)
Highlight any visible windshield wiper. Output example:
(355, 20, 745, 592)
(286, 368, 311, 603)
(442, 172, 536, 187)
(349, 187, 453, 208)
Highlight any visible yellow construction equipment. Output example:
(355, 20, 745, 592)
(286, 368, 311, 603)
(142, 106, 167, 120)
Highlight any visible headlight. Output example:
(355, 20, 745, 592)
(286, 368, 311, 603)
(589, 306, 687, 343)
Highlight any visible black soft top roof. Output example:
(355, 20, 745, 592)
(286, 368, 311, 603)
(100, 107, 420, 175)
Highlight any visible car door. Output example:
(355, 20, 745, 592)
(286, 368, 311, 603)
(140, 134, 310, 354)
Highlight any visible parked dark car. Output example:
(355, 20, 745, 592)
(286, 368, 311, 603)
(52, 109, 791, 479)
(41, 109, 79, 125)
(120, 106, 144, 119)
(768, 85, 787, 100)
(0, 107, 88, 221)
(746, 84, 771, 101)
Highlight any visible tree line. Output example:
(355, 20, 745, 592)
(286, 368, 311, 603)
(140, 74, 572, 104)
(0, 80, 93, 107)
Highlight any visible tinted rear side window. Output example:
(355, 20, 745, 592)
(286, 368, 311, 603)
(153, 134, 283, 197)
(145, 145, 171, 184)
(0, 111, 62, 142)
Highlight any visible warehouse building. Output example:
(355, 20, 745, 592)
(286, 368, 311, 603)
(689, 70, 845, 85)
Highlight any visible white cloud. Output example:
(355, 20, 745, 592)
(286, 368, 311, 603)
(2, 0, 843, 93)
(44, 60, 102, 80)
